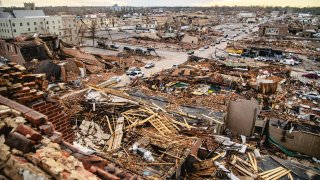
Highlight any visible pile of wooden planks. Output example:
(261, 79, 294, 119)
(259, 167, 293, 180)
(230, 153, 293, 180)
(123, 107, 180, 135)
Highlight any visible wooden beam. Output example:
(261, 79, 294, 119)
(265, 169, 290, 180)
(106, 115, 113, 134)
(259, 167, 283, 176)
(160, 151, 182, 160)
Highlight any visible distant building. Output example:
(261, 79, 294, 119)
(24, 2, 36, 10)
(246, 18, 256, 24)
(270, 11, 280, 18)
(79, 17, 107, 29)
(182, 34, 199, 44)
(60, 15, 78, 44)
(0, 8, 78, 44)
(111, 4, 122, 12)
(0, 10, 62, 39)
(258, 24, 289, 38)
(237, 12, 256, 23)
(237, 12, 256, 19)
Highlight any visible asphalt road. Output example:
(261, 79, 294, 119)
(83, 23, 260, 86)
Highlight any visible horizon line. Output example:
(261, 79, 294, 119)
(2, 5, 320, 8)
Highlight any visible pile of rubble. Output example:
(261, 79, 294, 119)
(0, 32, 320, 179)
(59, 85, 320, 179)
(231, 39, 320, 57)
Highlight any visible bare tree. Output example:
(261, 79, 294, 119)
(89, 21, 98, 47)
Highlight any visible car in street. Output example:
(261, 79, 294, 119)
(147, 47, 156, 51)
(187, 50, 194, 55)
(110, 44, 119, 49)
(302, 73, 318, 79)
(126, 67, 141, 75)
(280, 59, 295, 66)
(303, 92, 320, 101)
(221, 39, 227, 42)
(218, 56, 226, 60)
(228, 53, 241, 57)
(145, 62, 155, 69)
(198, 48, 205, 51)
(123, 46, 134, 51)
(128, 71, 144, 79)
(254, 56, 267, 61)
(172, 64, 179, 68)
(204, 45, 209, 49)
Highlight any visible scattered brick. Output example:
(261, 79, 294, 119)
(15, 124, 43, 143)
(5, 132, 34, 153)
(24, 110, 47, 127)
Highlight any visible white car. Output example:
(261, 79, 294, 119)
(128, 71, 144, 79)
(280, 59, 295, 66)
(254, 57, 267, 61)
(228, 53, 241, 57)
(145, 62, 155, 69)
(199, 48, 205, 51)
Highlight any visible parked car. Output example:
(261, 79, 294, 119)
(228, 53, 241, 57)
(219, 56, 226, 60)
(198, 48, 205, 51)
(128, 71, 144, 79)
(172, 64, 179, 68)
(110, 44, 119, 49)
(147, 47, 156, 51)
(254, 56, 267, 61)
(145, 62, 155, 69)
(123, 46, 133, 51)
(126, 67, 141, 75)
(303, 92, 320, 101)
(280, 59, 295, 66)
(204, 45, 209, 49)
(302, 73, 318, 79)
(187, 50, 194, 55)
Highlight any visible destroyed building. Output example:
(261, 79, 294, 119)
(258, 24, 289, 38)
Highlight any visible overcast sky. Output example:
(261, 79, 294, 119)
(3, 0, 320, 7)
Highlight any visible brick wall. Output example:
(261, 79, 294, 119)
(31, 101, 75, 142)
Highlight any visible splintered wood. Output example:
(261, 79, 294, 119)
(123, 107, 179, 135)
(107, 117, 124, 151)
(194, 152, 226, 170)
(229, 154, 292, 180)
(259, 167, 292, 180)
